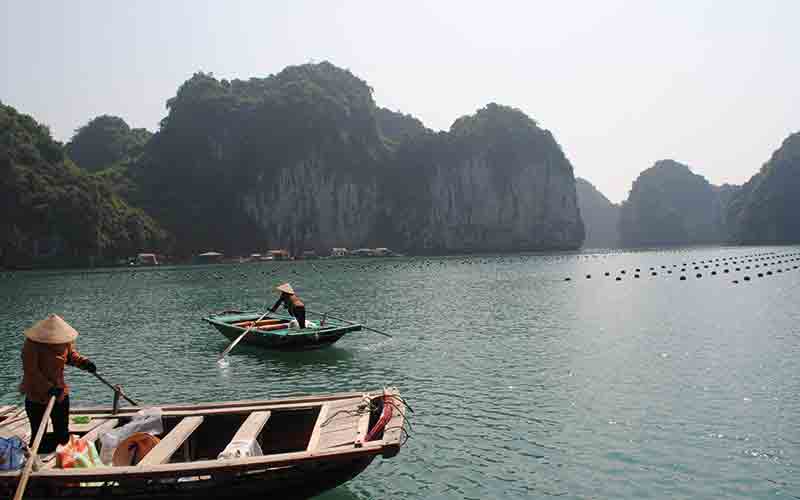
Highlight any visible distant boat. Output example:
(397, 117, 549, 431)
(204, 311, 361, 351)
(0, 390, 406, 499)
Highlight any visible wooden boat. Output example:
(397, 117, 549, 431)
(204, 311, 362, 351)
(0, 389, 406, 499)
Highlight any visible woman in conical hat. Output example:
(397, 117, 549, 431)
(19, 314, 97, 453)
(269, 283, 306, 328)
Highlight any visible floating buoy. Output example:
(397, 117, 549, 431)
(744, 276, 751, 281)
(651, 272, 657, 276)
(696, 274, 702, 278)
(680, 276, 687, 280)
(565, 278, 571, 281)
(616, 277, 622, 281)
(733, 280, 739, 284)
(634, 274, 640, 278)
(604, 272, 610, 276)
(586, 275, 591, 279)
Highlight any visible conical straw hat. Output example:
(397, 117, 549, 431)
(276, 283, 295, 295)
(24, 314, 79, 344)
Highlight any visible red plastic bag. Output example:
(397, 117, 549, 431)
(56, 435, 102, 469)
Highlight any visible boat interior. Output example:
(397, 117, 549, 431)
(0, 390, 404, 474)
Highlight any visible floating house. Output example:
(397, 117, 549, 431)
(269, 249, 290, 261)
(136, 253, 159, 266)
(195, 251, 224, 264)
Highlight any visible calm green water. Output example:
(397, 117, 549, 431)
(2, 247, 799, 499)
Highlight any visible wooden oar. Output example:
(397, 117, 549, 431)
(218, 310, 272, 361)
(93, 372, 139, 406)
(13, 395, 56, 500)
(306, 309, 393, 338)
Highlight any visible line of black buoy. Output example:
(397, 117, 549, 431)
(561, 250, 800, 283)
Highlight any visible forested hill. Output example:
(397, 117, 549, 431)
(727, 132, 800, 244)
(65, 115, 152, 173)
(0, 102, 167, 267)
(130, 62, 584, 255)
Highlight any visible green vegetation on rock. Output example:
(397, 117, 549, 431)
(619, 160, 730, 247)
(0, 102, 168, 267)
(727, 132, 800, 244)
(65, 115, 151, 173)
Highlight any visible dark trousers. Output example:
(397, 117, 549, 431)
(294, 306, 306, 328)
(25, 396, 70, 453)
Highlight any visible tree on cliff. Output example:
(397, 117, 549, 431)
(727, 132, 800, 243)
(375, 107, 429, 147)
(0, 102, 168, 266)
(65, 115, 152, 172)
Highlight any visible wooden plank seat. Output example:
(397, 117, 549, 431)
(230, 411, 271, 443)
(138, 416, 204, 466)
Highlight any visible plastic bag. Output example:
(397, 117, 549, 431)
(99, 407, 163, 465)
(56, 435, 103, 469)
(289, 319, 317, 329)
(0, 436, 26, 471)
(217, 439, 262, 460)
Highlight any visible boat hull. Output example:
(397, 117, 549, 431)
(205, 312, 361, 351)
(11, 455, 374, 499)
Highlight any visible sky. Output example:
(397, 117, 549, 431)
(2, 1, 798, 203)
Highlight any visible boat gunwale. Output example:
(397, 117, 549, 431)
(0, 440, 396, 482)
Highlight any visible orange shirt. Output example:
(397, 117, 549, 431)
(19, 339, 89, 404)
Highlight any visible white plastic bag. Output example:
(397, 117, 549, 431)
(217, 439, 262, 460)
(99, 407, 163, 465)
(289, 319, 317, 329)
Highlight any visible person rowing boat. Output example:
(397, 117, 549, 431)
(18, 314, 97, 453)
(268, 283, 306, 328)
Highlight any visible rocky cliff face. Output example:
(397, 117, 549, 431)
(380, 104, 584, 252)
(575, 177, 619, 248)
(619, 160, 730, 247)
(133, 64, 584, 254)
(727, 132, 800, 243)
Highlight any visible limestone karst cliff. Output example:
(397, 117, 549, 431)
(132, 64, 585, 255)
(619, 160, 730, 247)
(575, 177, 619, 248)
(727, 132, 800, 244)
(377, 104, 584, 252)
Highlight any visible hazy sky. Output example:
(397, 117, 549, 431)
(2, 1, 798, 202)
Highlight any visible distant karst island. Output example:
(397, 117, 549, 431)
(2, 61, 799, 269)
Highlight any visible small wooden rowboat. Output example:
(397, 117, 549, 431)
(0, 389, 406, 499)
(204, 311, 362, 351)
